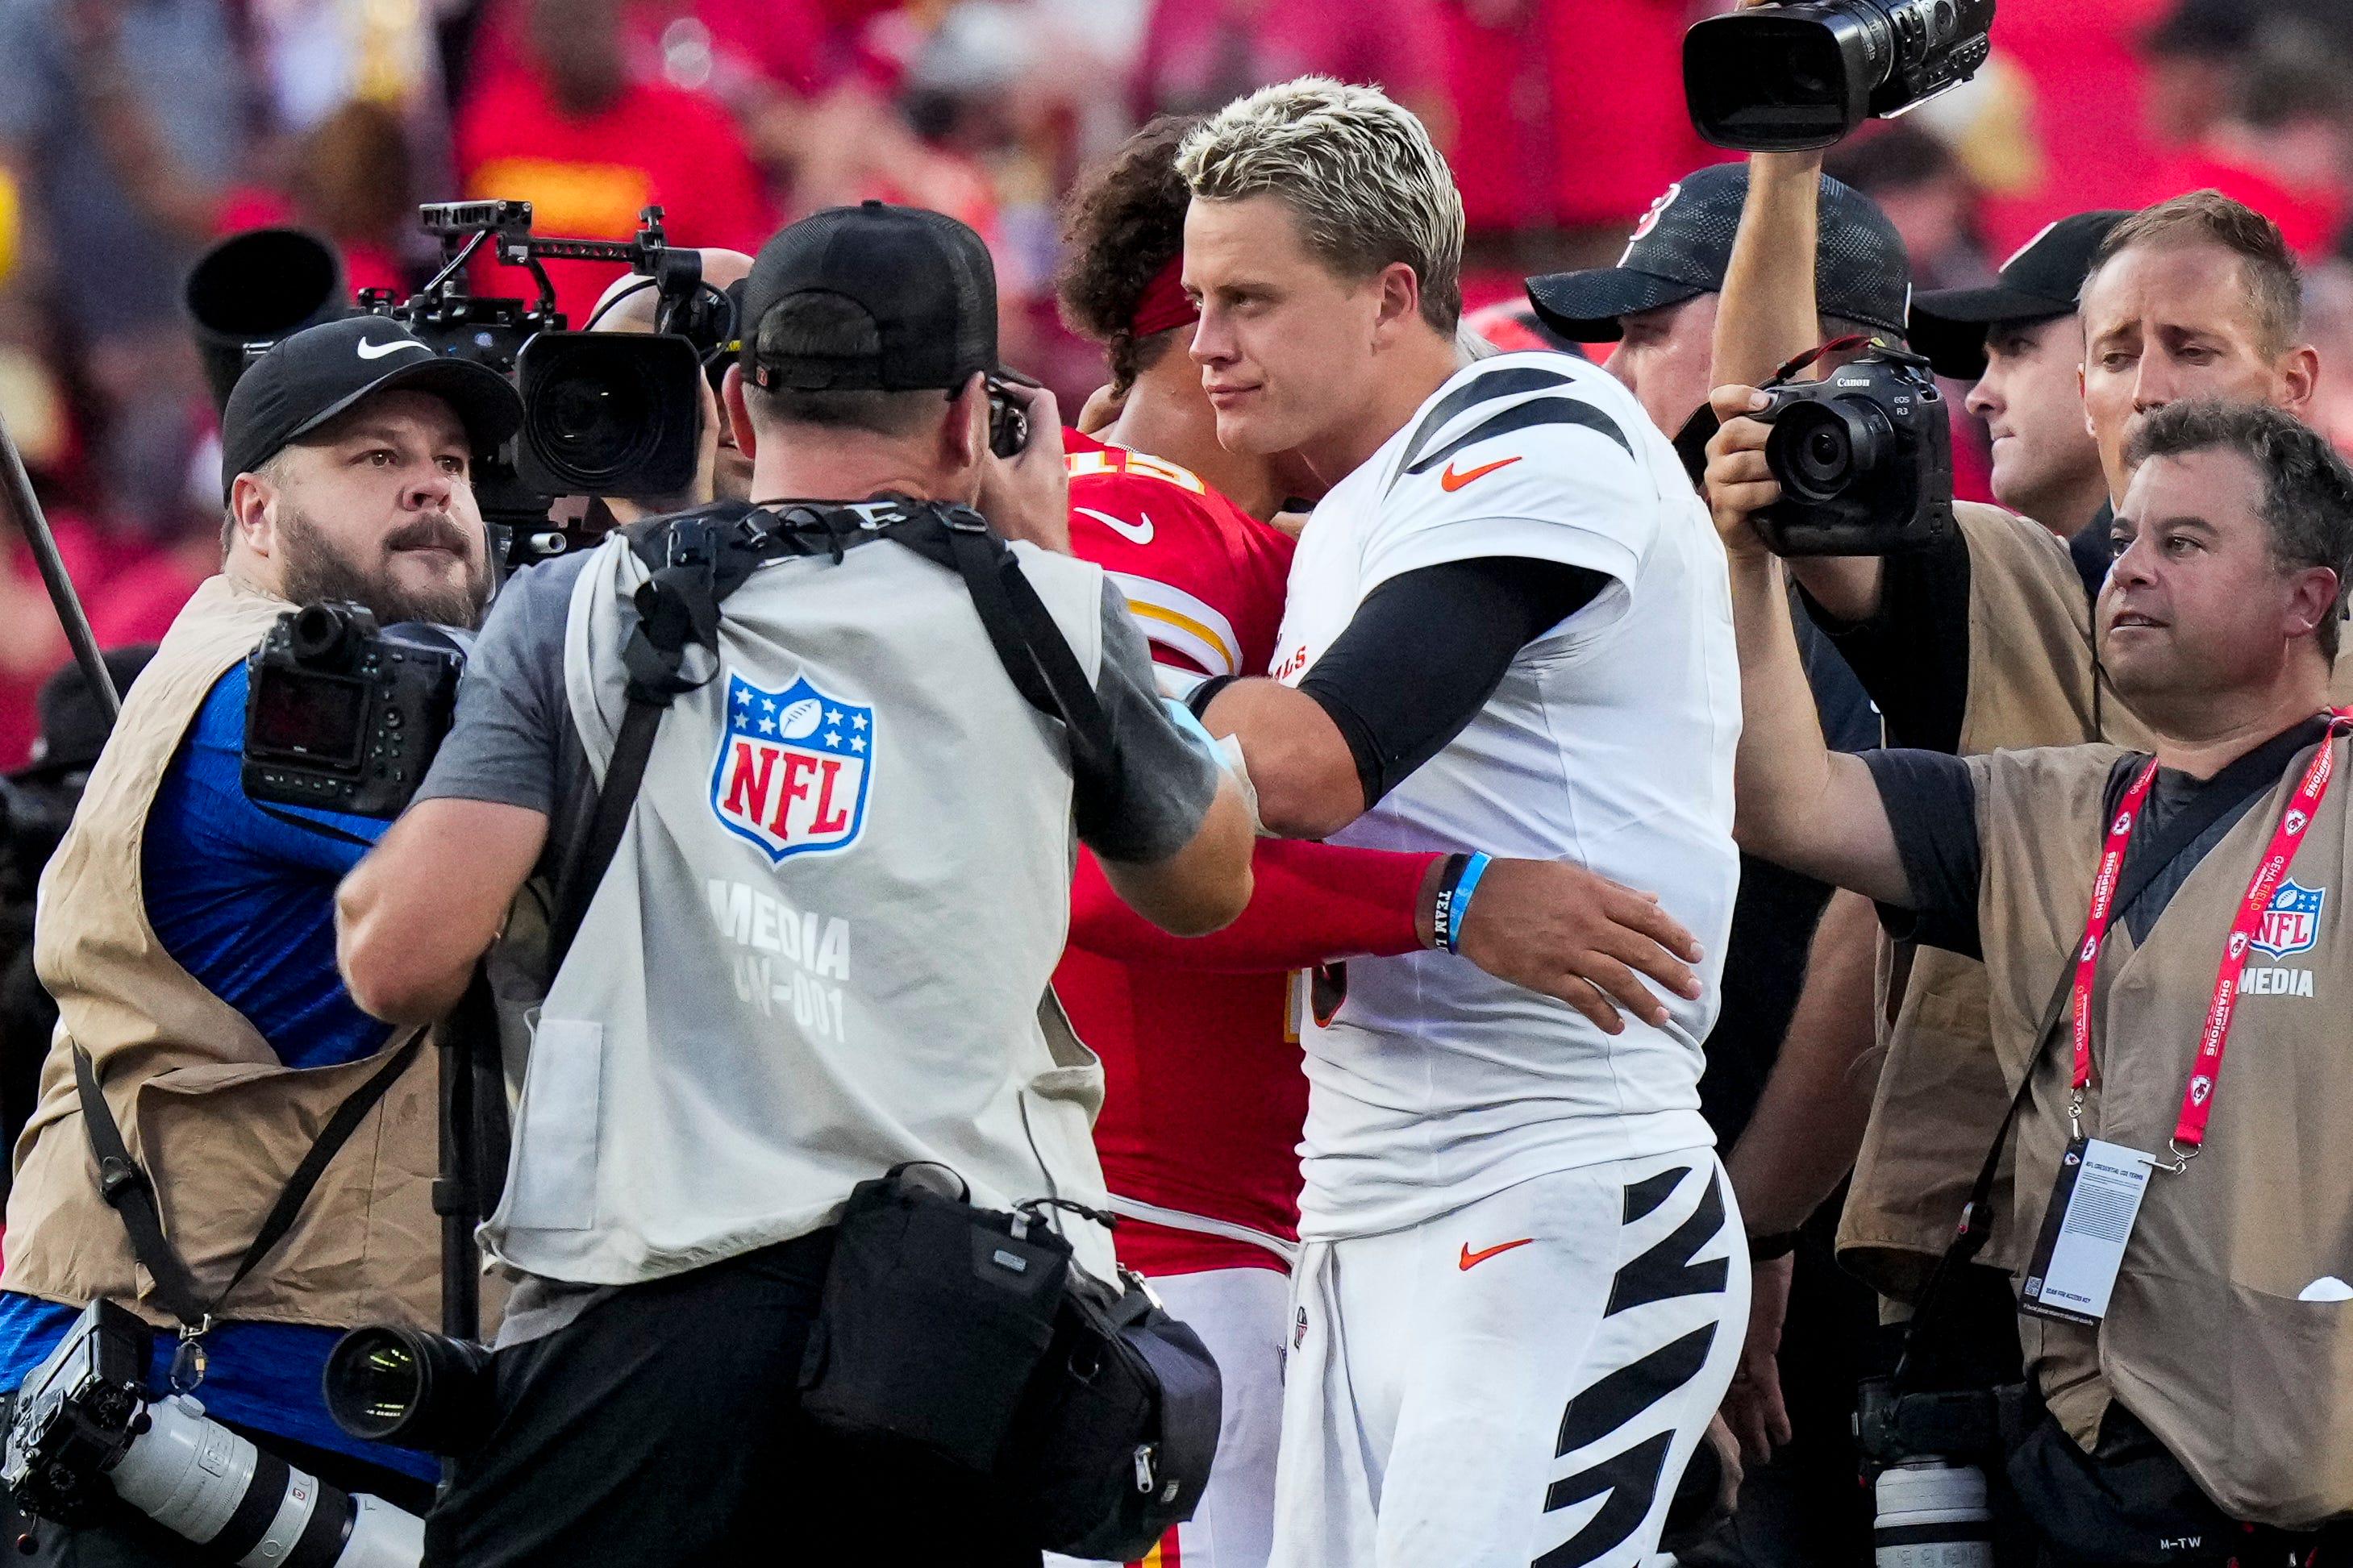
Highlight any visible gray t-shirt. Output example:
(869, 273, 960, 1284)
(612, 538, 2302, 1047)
(421, 532, 1224, 1345)
(418, 541, 1223, 876)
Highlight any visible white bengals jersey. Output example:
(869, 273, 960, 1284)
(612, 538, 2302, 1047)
(1271, 350, 1742, 1242)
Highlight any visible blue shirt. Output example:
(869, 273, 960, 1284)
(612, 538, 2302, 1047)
(0, 663, 435, 1483)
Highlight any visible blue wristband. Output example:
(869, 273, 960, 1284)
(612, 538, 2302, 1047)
(1438, 851, 1493, 955)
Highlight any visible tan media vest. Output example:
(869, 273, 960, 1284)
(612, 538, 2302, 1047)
(4, 575, 442, 1333)
(1837, 505, 2353, 1300)
(1839, 504, 2154, 1297)
(1969, 732, 2353, 1527)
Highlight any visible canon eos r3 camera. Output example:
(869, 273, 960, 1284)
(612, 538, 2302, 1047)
(1750, 345, 1954, 556)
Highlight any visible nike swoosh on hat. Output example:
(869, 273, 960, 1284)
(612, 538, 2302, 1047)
(2299, 1276, 2353, 1301)
(356, 337, 431, 361)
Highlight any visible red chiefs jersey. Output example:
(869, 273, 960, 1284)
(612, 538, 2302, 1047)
(1053, 431, 1437, 1276)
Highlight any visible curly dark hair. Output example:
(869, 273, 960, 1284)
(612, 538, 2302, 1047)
(1056, 114, 1201, 396)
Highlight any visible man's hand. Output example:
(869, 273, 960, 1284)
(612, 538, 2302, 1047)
(978, 379, 1072, 553)
(1705, 384, 1780, 559)
(1446, 857, 1705, 1034)
(1722, 1250, 1796, 1466)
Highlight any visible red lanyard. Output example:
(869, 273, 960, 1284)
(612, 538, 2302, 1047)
(2068, 710, 2352, 1168)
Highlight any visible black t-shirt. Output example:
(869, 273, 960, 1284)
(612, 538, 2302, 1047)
(1861, 717, 2334, 960)
(1801, 502, 2109, 757)
(1698, 589, 1880, 1150)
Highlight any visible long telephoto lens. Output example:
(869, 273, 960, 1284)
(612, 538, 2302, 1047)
(323, 1325, 494, 1455)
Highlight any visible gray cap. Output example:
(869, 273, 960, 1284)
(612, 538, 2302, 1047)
(1526, 162, 1911, 343)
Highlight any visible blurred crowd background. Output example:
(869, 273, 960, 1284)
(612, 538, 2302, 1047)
(5, 0, 2353, 770)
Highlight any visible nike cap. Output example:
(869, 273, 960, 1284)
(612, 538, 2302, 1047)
(1909, 210, 2131, 380)
(219, 316, 523, 503)
(741, 201, 998, 393)
(1526, 162, 1911, 343)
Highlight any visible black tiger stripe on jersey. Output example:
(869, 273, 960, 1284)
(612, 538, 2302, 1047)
(1604, 1166, 1729, 1316)
(1400, 397, 1635, 491)
(1533, 1429, 1675, 1568)
(1531, 1171, 1734, 1567)
(1394, 364, 1576, 480)
(1551, 1324, 1717, 1458)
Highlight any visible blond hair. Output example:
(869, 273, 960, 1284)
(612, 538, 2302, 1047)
(1176, 77, 1464, 332)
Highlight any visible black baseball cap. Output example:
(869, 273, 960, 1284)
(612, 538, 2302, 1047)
(742, 201, 997, 393)
(1526, 163, 1912, 343)
(1908, 210, 2130, 381)
(219, 317, 523, 503)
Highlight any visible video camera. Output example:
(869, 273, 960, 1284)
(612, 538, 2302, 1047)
(1685, 0, 1996, 152)
(242, 603, 464, 820)
(2, 1300, 424, 1566)
(189, 201, 744, 572)
(1749, 343, 1954, 556)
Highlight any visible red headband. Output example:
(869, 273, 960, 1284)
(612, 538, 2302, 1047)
(1129, 254, 1199, 338)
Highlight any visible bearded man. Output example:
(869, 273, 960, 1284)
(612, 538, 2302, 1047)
(0, 317, 518, 1566)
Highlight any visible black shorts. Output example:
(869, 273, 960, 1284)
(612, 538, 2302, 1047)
(425, 1229, 1041, 1568)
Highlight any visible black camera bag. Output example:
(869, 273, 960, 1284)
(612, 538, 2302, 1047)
(1001, 1266, 1222, 1560)
(797, 1166, 1071, 1472)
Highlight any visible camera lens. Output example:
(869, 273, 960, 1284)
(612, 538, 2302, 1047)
(531, 362, 660, 487)
(516, 331, 703, 498)
(1799, 422, 1851, 486)
(323, 1325, 493, 1454)
(1768, 400, 1890, 503)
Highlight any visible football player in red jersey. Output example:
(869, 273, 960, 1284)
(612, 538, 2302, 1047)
(1044, 119, 1705, 1568)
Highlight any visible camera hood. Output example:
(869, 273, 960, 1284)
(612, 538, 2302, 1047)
(1685, 3, 1889, 151)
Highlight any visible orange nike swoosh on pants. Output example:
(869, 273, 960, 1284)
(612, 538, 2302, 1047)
(1439, 455, 1522, 492)
(1458, 1237, 1536, 1271)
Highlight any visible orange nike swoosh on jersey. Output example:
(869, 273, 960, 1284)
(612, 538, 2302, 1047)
(1458, 1237, 1536, 1271)
(1439, 455, 1522, 492)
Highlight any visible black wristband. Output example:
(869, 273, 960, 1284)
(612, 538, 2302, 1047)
(1747, 1230, 1802, 1262)
(1426, 852, 1470, 950)
(1185, 674, 1237, 722)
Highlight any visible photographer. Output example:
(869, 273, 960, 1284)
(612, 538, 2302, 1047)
(0, 317, 523, 1562)
(1713, 392, 2353, 1565)
(335, 202, 1255, 1567)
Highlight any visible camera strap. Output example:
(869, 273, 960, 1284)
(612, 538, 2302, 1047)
(546, 499, 1121, 971)
(72, 1035, 425, 1367)
(1893, 738, 2318, 1387)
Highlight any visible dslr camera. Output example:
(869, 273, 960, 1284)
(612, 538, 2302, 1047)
(1685, 0, 1997, 151)
(243, 603, 464, 819)
(3, 1300, 423, 1566)
(1748, 344, 1954, 556)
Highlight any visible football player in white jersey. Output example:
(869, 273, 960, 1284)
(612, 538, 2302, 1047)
(1172, 78, 1748, 1568)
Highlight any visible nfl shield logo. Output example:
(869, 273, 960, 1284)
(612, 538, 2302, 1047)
(2251, 880, 2325, 960)
(710, 672, 874, 863)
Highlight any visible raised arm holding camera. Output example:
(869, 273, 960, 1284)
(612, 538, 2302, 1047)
(334, 202, 1254, 1568)
(1716, 387, 2353, 1564)
(0, 317, 523, 1566)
